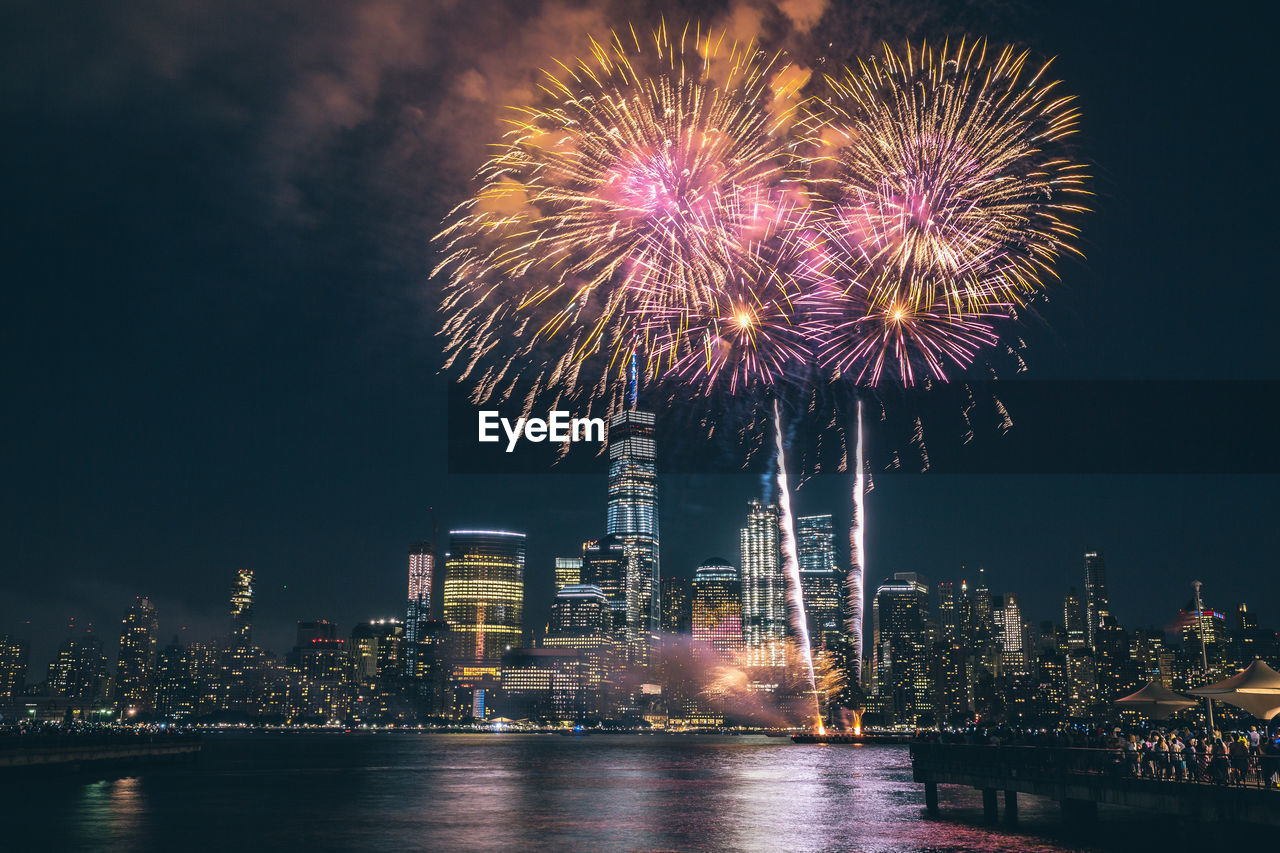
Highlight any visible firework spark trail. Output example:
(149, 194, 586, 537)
(846, 398, 865, 687)
(815, 39, 1089, 315)
(773, 398, 823, 732)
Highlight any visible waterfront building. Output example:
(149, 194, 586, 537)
(443, 530, 526, 679)
(220, 569, 260, 713)
(499, 647, 587, 722)
(153, 637, 195, 720)
(0, 634, 28, 700)
(606, 406, 659, 660)
(691, 559, 743, 659)
(405, 541, 435, 679)
(116, 596, 158, 714)
(47, 624, 111, 708)
(740, 500, 784, 669)
(872, 572, 932, 724)
(796, 514, 843, 650)
(543, 584, 617, 717)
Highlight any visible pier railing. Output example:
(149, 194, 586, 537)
(910, 742, 1279, 790)
(909, 742, 1279, 828)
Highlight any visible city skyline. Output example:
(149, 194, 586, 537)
(3, 0, 1278, 705)
(5, 471, 1279, 680)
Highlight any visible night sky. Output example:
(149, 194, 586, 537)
(2, 0, 1276, 675)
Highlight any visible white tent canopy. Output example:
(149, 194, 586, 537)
(1115, 681, 1196, 717)
(1187, 659, 1280, 720)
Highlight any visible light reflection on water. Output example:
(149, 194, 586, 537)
(2, 734, 1233, 851)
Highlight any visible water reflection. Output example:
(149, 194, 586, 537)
(6, 734, 1246, 851)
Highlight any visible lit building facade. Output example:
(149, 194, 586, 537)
(659, 574, 691, 634)
(692, 558, 743, 659)
(220, 568, 260, 713)
(116, 596, 158, 714)
(1063, 586, 1087, 650)
(542, 584, 615, 717)
(405, 541, 435, 677)
(581, 536, 630, 643)
(796, 514, 843, 650)
(872, 572, 932, 724)
(554, 556, 583, 590)
(0, 634, 28, 700)
(606, 407, 659, 658)
(998, 593, 1026, 676)
(230, 569, 254, 646)
(443, 529, 526, 679)
(740, 500, 784, 668)
(1084, 549, 1112, 650)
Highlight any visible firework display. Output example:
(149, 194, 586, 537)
(436, 29, 1087, 408)
(435, 23, 809, 416)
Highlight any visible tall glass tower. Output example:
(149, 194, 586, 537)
(606, 407, 659, 660)
(740, 499, 784, 668)
(405, 541, 435, 678)
(443, 530, 525, 678)
(796, 514, 842, 650)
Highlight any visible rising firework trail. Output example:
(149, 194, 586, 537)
(773, 398, 823, 732)
(846, 399, 866, 687)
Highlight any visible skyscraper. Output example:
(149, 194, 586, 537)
(581, 536, 630, 643)
(606, 406, 659, 657)
(48, 625, 110, 706)
(998, 592, 1026, 675)
(936, 581, 958, 640)
(221, 569, 259, 713)
(1084, 549, 1112, 650)
(116, 596, 158, 714)
(405, 541, 435, 678)
(1063, 586, 1087, 650)
(872, 572, 932, 724)
(230, 569, 254, 647)
(659, 573, 691, 634)
(0, 634, 28, 700)
(692, 559, 743, 659)
(740, 500, 784, 668)
(543, 584, 615, 718)
(554, 556, 583, 590)
(154, 637, 194, 720)
(796, 514, 842, 650)
(442, 529, 526, 678)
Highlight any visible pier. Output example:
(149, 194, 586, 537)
(0, 733, 201, 774)
(910, 742, 1280, 828)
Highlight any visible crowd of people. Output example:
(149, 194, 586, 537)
(916, 723, 1280, 788)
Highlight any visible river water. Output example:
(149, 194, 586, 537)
(2, 733, 1249, 850)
